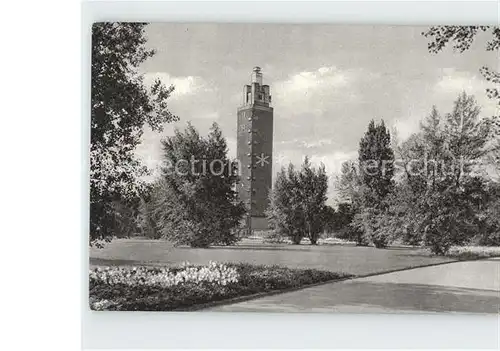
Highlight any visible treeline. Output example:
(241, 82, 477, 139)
(93, 88, 500, 256)
(99, 92, 500, 254)
(334, 92, 500, 253)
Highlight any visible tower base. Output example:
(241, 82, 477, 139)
(250, 216, 270, 231)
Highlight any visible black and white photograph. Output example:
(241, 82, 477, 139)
(88, 23, 500, 314)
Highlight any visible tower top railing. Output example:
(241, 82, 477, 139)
(241, 67, 271, 107)
(251, 66, 263, 85)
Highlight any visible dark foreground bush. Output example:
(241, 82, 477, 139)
(89, 263, 351, 311)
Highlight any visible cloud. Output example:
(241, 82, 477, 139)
(392, 69, 498, 142)
(273, 145, 357, 175)
(434, 68, 496, 116)
(300, 138, 335, 149)
(309, 150, 358, 175)
(272, 66, 358, 117)
(226, 137, 237, 159)
(198, 111, 220, 120)
(143, 72, 213, 99)
(134, 125, 173, 176)
(435, 68, 487, 94)
(392, 115, 422, 141)
(276, 66, 349, 95)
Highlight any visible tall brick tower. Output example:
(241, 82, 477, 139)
(237, 67, 274, 231)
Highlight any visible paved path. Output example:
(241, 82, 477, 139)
(209, 258, 500, 314)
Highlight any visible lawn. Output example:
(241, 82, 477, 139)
(89, 238, 455, 276)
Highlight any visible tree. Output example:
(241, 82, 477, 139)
(336, 160, 362, 203)
(355, 119, 395, 248)
(486, 119, 500, 177)
(444, 92, 491, 188)
(322, 205, 337, 235)
(382, 183, 426, 246)
(299, 157, 329, 244)
(388, 94, 496, 253)
(267, 157, 329, 245)
(333, 161, 366, 244)
(137, 183, 162, 239)
(423, 26, 500, 174)
(90, 23, 178, 244)
(330, 203, 354, 236)
(423, 26, 500, 108)
(335, 160, 368, 244)
(358, 120, 395, 201)
(148, 123, 245, 248)
(478, 181, 500, 246)
(421, 178, 483, 254)
(267, 165, 305, 244)
(420, 106, 447, 190)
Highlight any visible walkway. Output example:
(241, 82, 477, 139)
(209, 258, 500, 313)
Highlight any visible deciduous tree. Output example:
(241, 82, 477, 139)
(148, 123, 245, 248)
(90, 23, 178, 243)
(267, 158, 329, 245)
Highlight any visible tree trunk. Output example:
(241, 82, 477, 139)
(292, 232, 302, 244)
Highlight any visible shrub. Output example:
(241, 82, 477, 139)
(262, 230, 288, 244)
(476, 231, 500, 247)
(446, 246, 500, 260)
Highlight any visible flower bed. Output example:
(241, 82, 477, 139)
(89, 261, 351, 311)
(446, 246, 500, 260)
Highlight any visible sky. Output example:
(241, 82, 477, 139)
(135, 23, 498, 204)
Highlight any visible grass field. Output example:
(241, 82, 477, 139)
(89, 238, 455, 276)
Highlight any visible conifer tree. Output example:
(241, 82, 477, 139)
(355, 119, 395, 248)
(358, 120, 395, 202)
